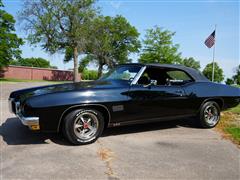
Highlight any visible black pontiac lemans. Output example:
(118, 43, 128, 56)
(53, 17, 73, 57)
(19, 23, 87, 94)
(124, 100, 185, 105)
(9, 63, 240, 145)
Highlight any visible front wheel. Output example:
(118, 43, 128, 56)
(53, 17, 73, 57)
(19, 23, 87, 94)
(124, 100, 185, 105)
(198, 101, 221, 128)
(63, 109, 105, 145)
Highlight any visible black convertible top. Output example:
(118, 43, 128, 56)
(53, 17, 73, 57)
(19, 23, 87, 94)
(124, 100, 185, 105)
(120, 63, 210, 82)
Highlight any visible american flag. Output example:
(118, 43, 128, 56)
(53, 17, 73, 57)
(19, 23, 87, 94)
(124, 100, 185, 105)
(204, 30, 215, 48)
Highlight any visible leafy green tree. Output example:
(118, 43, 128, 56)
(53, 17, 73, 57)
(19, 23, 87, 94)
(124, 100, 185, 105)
(0, 0, 23, 69)
(182, 57, 201, 70)
(19, 0, 97, 82)
(82, 15, 140, 77)
(202, 62, 224, 82)
(224, 65, 240, 85)
(10, 57, 51, 68)
(225, 78, 234, 85)
(139, 26, 181, 64)
(78, 55, 91, 73)
(233, 65, 240, 85)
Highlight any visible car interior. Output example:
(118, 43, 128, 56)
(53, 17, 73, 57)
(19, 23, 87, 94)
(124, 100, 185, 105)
(137, 67, 194, 86)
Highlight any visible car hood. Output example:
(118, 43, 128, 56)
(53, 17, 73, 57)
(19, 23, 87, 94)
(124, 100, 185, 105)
(9, 80, 129, 101)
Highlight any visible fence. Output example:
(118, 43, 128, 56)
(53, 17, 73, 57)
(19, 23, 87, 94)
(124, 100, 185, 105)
(0, 65, 78, 81)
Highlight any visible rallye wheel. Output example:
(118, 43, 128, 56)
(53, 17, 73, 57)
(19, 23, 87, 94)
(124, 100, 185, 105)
(63, 109, 104, 145)
(198, 101, 221, 128)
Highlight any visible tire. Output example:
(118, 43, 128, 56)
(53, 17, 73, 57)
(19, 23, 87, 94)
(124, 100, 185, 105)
(63, 109, 104, 145)
(198, 101, 221, 128)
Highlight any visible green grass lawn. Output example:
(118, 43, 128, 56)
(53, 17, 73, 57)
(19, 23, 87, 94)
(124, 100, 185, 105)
(229, 86, 239, 142)
(218, 105, 240, 145)
(228, 105, 240, 114)
(226, 105, 240, 145)
(225, 127, 240, 142)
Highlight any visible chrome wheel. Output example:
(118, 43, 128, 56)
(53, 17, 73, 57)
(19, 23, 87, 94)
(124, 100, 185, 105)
(204, 105, 219, 126)
(73, 112, 99, 141)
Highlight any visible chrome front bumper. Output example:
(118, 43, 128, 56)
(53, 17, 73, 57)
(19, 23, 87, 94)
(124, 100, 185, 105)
(9, 98, 40, 130)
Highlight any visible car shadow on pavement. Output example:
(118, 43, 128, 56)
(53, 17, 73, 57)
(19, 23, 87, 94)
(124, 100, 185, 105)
(0, 117, 66, 145)
(0, 117, 198, 146)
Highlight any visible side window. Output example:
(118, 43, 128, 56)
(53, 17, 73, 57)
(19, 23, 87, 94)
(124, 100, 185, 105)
(137, 67, 193, 86)
(166, 70, 193, 85)
(103, 66, 141, 81)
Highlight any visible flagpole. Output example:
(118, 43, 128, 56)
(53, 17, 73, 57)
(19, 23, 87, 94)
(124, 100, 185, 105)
(212, 24, 217, 82)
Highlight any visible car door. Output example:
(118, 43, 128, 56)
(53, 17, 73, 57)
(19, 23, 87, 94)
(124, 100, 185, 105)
(123, 67, 194, 122)
(125, 84, 187, 121)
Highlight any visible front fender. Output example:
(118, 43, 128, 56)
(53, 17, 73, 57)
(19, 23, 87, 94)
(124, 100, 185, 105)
(25, 88, 129, 132)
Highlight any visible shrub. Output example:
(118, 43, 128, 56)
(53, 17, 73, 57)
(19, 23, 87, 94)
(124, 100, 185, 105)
(81, 69, 98, 80)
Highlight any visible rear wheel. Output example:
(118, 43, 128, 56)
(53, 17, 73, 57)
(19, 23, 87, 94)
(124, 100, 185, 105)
(63, 109, 104, 145)
(198, 101, 221, 128)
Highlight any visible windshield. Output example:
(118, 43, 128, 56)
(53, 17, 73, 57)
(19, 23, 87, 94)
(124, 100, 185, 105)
(100, 65, 142, 81)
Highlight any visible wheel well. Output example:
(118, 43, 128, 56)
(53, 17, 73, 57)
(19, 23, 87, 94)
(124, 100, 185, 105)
(58, 105, 111, 132)
(203, 98, 224, 110)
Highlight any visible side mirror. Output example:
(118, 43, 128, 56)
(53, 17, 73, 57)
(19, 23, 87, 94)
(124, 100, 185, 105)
(129, 77, 134, 84)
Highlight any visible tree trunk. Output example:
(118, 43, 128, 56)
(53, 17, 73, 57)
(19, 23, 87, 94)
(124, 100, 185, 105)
(73, 47, 80, 82)
(98, 64, 103, 78)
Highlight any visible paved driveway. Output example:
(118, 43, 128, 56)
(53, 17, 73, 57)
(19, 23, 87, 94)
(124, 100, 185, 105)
(0, 82, 239, 180)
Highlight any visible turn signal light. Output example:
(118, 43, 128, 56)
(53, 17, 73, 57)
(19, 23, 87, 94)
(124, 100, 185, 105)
(30, 125, 40, 130)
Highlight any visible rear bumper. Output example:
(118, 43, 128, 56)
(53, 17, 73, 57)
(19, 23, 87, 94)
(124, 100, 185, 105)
(9, 98, 40, 130)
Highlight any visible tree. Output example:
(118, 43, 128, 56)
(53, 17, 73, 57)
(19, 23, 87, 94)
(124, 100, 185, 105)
(0, 0, 23, 69)
(202, 62, 224, 82)
(232, 65, 240, 85)
(139, 26, 181, 64)
(82, 15, 140, 77)
(181, 57, 201, 70)
(226, 65, 240, 85)
(10, 57, 52, 68)
(19, 0, 97, 82)
(78, 55, 91, 72)
(225, 78, 234, 85)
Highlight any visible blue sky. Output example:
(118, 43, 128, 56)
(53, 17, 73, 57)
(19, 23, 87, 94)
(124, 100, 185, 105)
(2, 0, 239, 78)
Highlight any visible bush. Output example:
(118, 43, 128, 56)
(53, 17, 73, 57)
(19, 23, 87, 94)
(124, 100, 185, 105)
(81, 69, 98, 80)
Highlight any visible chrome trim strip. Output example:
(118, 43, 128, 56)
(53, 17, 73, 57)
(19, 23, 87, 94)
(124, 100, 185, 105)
(131, 66, 146, 85)
(17, 114, 39, 126)
(57, 104, 111, 132)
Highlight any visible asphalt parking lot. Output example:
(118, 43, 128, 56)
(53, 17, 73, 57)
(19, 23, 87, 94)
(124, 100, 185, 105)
(0, 82, 239, 180)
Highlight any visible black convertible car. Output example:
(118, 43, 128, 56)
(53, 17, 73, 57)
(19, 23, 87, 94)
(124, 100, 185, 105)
(9, 63, 240, 145)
